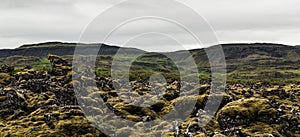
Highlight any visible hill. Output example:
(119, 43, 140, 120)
(0, 42, 300, 83)
(0, 42, 144, 58)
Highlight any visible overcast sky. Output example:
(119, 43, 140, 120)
(1, 0, 300, 51)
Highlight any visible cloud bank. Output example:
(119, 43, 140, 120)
(0, 0, 300, 51)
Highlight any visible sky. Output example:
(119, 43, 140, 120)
(1, 0, 300, 51)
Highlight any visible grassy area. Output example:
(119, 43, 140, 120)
(2, 52, 300, 85)
(30, 58, 51, 70)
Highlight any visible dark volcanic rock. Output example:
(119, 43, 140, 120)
(0, 88, 27, 119)
(0, 64, 14, 74)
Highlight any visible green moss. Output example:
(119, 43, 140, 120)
(31, 58, 51, 71)
(241, 122, 282, 137)
(0, 73, 11, 85)
(218, 98, 274, 118)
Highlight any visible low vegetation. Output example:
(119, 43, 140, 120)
(0, 43, 299, 136)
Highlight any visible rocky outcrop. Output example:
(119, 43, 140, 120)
(0, 54, 299, 136)
(0, 54, 105, 136)
(0, 88, 27, 119)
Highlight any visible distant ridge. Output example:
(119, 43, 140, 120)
(0, 42, 299, 60)
(18, 42, 78, 48)
(220, 42, 290, 47)
(0, 42, 144, 58)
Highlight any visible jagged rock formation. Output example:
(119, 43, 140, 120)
(0, 54, 105, 136)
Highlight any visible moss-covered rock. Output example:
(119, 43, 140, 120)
(217, 98, 277, 129)
(0, 54, 299, 136)
(0, 73, 11, 86)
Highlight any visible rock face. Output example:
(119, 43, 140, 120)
(0, 54, 299, 137)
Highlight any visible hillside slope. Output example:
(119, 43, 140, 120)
(0, 42, 144, 58)
(1, 42, 300, 83)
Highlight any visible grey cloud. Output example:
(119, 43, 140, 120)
(1, 0, 300, 50)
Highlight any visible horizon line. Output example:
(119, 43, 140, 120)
(0, 40, 298, 52)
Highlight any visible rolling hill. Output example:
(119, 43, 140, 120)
(1, 42, 300, 83)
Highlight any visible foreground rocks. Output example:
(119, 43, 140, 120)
(0, 55, 105, 136)
(0, 55, 299, 136)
